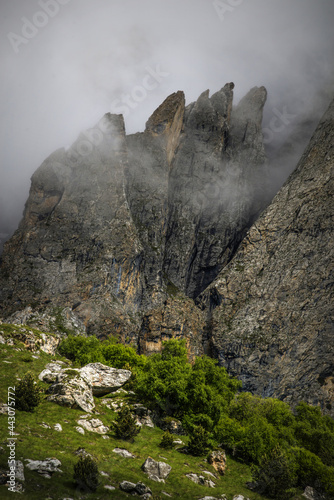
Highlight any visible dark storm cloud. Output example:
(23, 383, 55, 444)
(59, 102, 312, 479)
(0, 0, 333, 243)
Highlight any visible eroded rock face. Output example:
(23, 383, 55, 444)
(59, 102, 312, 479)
(0, 84, 268, 358)
(201, 96, 334, 415)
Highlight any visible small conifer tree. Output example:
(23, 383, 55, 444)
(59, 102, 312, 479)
(16, 372, 43, 412)
(188, 425, 211, 456)
(160, 430, 174, 449)
(73, 456, 99, 492)
(111, 404, 141, 440)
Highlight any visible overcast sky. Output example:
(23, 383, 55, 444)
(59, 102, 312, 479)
(0, 0, 333, 239)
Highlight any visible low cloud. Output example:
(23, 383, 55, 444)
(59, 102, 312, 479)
(0, 0, 333, 245)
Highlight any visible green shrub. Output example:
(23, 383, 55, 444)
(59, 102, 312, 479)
(73, 455, 99, 492)
(251, 446, 297, 499)
(188, 425, 211, 456)
(111, 405, 141, 440)
(16, 372, 43, 412)
(239, 417, 279, 465)
(293, 447, 334, 497)
(159, 431, 174, 449)
(58, 334, 146, 370)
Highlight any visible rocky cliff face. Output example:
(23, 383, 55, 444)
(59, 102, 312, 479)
(0, 84, 332, 414)
(0, 83, 268, 357)
(200, 96, 334, 414)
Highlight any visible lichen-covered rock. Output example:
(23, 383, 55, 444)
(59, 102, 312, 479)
(25, 458, 62, 478)
(208, 450, 227, 475)
(79, 363, 131, 396)
(119, 480, 152, 496)
(112, 448, 135, 459)
(76, 418, 109, 434)
(141, 457, 171, 482)
(39, 362, 64, 383)
(46, 371, 94, 413)
(186, 473, 215, 488)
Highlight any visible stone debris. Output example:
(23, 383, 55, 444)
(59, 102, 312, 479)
(25, 458, 62, 478)
(120, 480, 152, 497)
(186, 473, 215, 488)
(112, 448, 135, 458)
(142, 457, 171, 483)
(77, 418, 109, 434)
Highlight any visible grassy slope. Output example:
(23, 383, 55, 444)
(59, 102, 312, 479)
(0, 324, 294, 500)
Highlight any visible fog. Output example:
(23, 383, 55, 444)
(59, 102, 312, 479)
(0, 0, 333, 248)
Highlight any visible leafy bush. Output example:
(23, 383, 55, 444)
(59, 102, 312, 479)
(251, 446, 297, 499)
(293, 447, 334, 497)
(73, 456, 99, 492)
(159, 431, 174, 449)
(58, 335, 146, 370)
(135, 341, 240, 426)
(16, 372, 43, 412)
(111, 405, 141, 440)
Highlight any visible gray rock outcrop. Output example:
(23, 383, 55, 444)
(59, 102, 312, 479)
(25, 458, 62, 478)
(186, 473, 215, 488)
(41, 362, 132, 412)
(79, 362, 131, 395)
(141, 457, 171, 482)
(46, 370, 94, 413)
(201, 95, 334, 414)
(120, 480, 152, 496)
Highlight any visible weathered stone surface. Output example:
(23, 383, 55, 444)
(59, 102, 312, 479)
(13, 461, 25, 482)
(39, 362, 64, 383)
(76, 418, 109, 434)
(46, 371, 94, 413)
(208, 450, 227, 475)
(79, 363, 131, 396)
(112, 448, 135, 458)
(25, 458, 62, 478)
(302, 486, 326, 500)
(119, 480, 152, 496)
(141, 457, 171, 482)
(186, 473, 215, 488)
(0, 321, 60, 355)
(201, 96, 334, 414)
